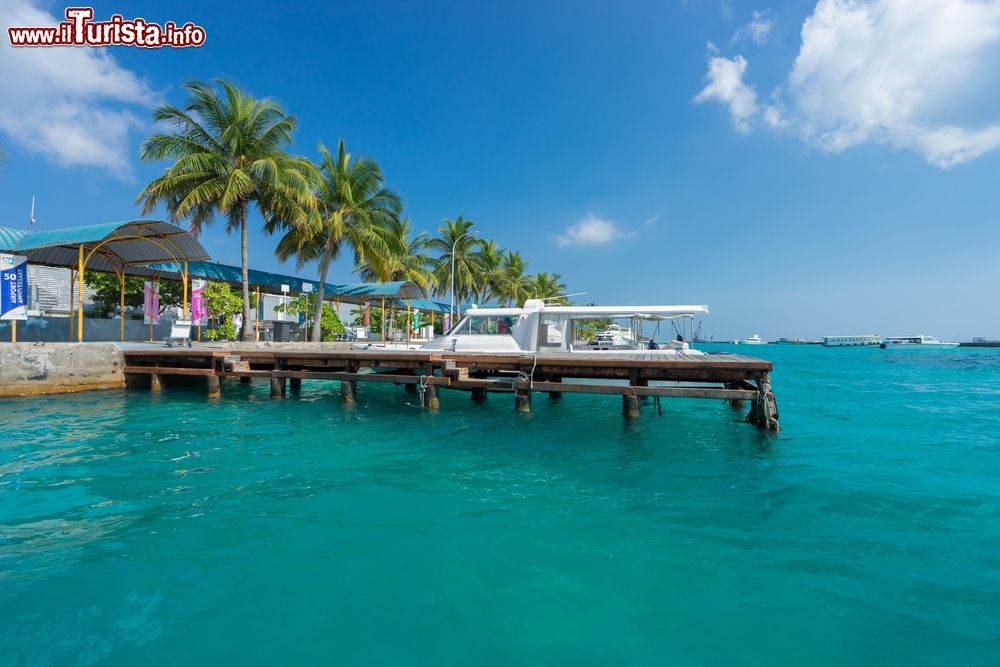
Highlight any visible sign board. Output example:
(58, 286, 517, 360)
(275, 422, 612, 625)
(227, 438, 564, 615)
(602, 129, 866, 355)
(143, 281, 160, 325)
(302, 283, 313, 293)
(0, 254, 27, 321)
(280, 284, 290, 293)
(190, 279, 208, 325)
(298, 311, 306, 325)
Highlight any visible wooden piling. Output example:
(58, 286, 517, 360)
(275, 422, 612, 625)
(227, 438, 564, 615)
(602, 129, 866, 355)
(515, 387, 532, 412)
(341, 379, 356, 404)
(206, 374, 221, 398)
(289, 378, 302, 393)
(150, 374, 164, 392)
(622, 393, 640, 420)
(724, 382, 745, 409)
(746, 377, 780, 431)
(424, 383, 440, 410)
(547, 377, 563, 400)
(270, 377, 286, 398)
(471, 387, 488, 401)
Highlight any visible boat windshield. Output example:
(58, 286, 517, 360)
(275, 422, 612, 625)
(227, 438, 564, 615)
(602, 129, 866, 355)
(449, 315, 517, 336)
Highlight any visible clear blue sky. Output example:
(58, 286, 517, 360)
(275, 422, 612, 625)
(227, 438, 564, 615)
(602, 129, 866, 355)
(1, 0, 998, 340)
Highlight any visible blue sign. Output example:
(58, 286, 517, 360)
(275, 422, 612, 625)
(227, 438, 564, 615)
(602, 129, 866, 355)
(0, 254, 27, 321)
(298, 311, 306, 326)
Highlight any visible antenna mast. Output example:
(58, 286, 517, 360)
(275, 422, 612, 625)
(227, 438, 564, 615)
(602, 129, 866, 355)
(28, 196, 35, 231)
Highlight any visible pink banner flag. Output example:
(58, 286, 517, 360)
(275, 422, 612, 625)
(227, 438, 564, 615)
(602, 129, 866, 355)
(143, 281, 160, 325)
(190, 279, 207, 324)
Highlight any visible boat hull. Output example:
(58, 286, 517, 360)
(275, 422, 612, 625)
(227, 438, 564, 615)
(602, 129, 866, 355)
(879, 342, 959, 350)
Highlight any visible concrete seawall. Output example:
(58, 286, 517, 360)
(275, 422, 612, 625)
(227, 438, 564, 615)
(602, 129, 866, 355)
(0, 343, 126, 398)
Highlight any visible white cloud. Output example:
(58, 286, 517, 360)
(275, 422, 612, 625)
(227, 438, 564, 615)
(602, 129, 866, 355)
(734, 10, 773, 45)
(556, 214, 633, 246)
(693, 53, 758, 132)
(696, 0, 1000, 168)
(0, 0, 155, 179)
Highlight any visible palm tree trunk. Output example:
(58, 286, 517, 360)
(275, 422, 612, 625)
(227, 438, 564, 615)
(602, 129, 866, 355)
(310, 247, 333, 342)
(239, 201, 253, 341)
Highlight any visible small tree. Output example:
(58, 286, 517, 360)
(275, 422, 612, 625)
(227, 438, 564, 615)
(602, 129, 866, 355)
(201, 282, 246, 341)
(275, 294, 345, 341)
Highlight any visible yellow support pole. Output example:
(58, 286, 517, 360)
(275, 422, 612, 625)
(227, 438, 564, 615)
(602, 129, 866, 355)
(381, 298, 386, 342)
(255, 286, 260, 341)
(182, 260, 189, 319)
(77, 244, 84, 342)
(406, 301, 411, 346)
(119, 271, 125, 342)
(11, 320, 16, 343)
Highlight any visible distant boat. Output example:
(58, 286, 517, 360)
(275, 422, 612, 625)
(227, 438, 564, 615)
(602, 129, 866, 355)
(880, 335, 959, 350)
(823, 335, 880, 347)
(778, 337, 807, 344)
(732, 334, 765, 345)
(591, 323, 634, 348)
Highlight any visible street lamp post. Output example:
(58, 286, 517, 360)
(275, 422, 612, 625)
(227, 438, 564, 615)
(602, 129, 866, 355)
(450, 231, 478, 328)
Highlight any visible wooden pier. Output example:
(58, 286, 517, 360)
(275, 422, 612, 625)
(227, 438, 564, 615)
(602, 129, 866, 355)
(122, 348, 780, 430)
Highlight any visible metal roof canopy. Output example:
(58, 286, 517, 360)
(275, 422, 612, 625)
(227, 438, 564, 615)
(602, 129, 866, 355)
(147, 261, 423, 304)
(0, 220, 210, 278)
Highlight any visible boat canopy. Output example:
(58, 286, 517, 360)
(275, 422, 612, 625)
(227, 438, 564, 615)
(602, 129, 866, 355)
(544, 306, 708, 320)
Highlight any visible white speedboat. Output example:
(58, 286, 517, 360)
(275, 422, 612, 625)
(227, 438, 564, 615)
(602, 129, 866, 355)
(421, 300, 708, 356)
(879, 335, 959, 350)
(733, 334, 765, 345)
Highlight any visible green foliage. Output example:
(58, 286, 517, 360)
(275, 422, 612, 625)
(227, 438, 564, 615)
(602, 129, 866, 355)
(84, 273, 183, 317)
(274, 294, 345, 341)
(201, 282, 243, 318)
(203, 321, 237, 341)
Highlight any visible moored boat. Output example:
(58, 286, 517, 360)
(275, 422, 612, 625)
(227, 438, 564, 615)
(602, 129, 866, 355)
(421, 300, 709, 356)
(733, 334, 765, 345)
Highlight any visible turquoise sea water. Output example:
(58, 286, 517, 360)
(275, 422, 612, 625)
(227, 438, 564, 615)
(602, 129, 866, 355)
(2, 344, 999, 666)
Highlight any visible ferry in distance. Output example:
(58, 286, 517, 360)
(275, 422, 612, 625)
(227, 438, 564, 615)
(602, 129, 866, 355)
(823, 335, 881, 347)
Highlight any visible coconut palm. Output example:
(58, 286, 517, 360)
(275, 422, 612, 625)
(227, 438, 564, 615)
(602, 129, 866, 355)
(136, 79, 314, 340)
(360, 217, 434, 292)
(274, 139, 402, 342)
(496, 250, 531, 306)
(472, 238, 506, 303)
(428, 215, 480, 306)
(525, 272, 568, 304)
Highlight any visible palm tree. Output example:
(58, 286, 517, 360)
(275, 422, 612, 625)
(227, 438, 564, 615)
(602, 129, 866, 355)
(275, 139, 402, 342)
(472, 238, 506, 304)
(361, 217, 434, 292)
(428, 215, 479, 306)
(525, 272, 568, 304)
(496, 250, 530, 306)
(136, 79, 314, 340)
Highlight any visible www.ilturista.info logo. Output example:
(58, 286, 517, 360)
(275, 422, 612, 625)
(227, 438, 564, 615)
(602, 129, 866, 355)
(7, 7, 206, 48)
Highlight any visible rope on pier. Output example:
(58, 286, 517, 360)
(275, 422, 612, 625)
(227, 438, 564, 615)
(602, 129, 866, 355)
(514, 354, 540, 391)
(417, 374, 431, 408)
